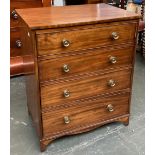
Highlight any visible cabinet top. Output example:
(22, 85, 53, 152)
(16, 3, 140, 30)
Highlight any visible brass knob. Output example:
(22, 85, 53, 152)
(107, 104, 114, 112)
(63, 64, 70, 73)
(63, 90, 70, 98)
(109, 56, 117, 64)
(16, 40, 22, 48)
(108, 79, 116, 87)
(62, 39, 70, 47)
(64, 116, 70, 124)
(111, 32, 119, 40)
(11, 10, 18, 19)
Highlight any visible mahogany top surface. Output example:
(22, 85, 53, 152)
(16, 3, 140, 30)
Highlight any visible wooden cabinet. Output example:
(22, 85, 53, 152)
(10, 0, 43, 57)
(16, 3, 140, 151)
(10, 0, 52, 76)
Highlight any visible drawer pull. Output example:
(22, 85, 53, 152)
(16, 40, 22, 48)
(62, 39, 70, 47)
(111, 32, 119, 40)
(108, 79, 116, 87)
(11, 10, 18, 19)
(107, 104, 114, 112)
(109, 56, 117, 64)
(63, 64, 70, 73)
(63, 90, 70, 98)
(64, 116, 70, 124)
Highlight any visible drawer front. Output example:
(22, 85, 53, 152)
(42, 93, 129, 137)
(10, 10, 20, 28)
(10, 28, 23, 56)
(39, 45, 134, 82)
(36, 22, 137, 56)
(41, 68, 131, 108)
(10, 0, 42, 27)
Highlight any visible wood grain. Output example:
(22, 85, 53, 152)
(10, 0, 45, 68)
(38, 45, 134, 82)
(40, 115, 129, 151)
(22, 27, 43, 139)
(16, 3, 140, 30)
(16, 3, 140, 151)
(40, 68, 131, 108)
(10, 27, 23, 56)
(42, 0, 53, 6)
(42, 92, 129, 137)
(10, 0, 43, 28)
(11, 0, 43, 10)
(36, 21, 137, 55)
(10, 14, 21, 28)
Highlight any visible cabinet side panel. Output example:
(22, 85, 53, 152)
(21, 23, 43, 139)
(128, 20, 140, 115)
(26, 73, 42, 138)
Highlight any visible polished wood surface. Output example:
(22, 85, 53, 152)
(10, 0, 51, 76)
(10, 0, 43, 57)
(10, 55, 34, 76)
(42, 92, 129, 137)
(38, 45, 134, 82)
(40, 68, 131, 108)
(10, 28, 23, 57)
(16, 3, 140, 30)
(36, 21, 137, 55)
(11, 0, 43, 10)
(40, 115, 129, 151)
(23, 29, 43, 138)
(10, 13, 21, 28)
(42, 0, 53, 6)
(17, 3, 140, 151)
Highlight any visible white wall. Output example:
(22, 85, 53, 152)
(54, 0, 64, 6)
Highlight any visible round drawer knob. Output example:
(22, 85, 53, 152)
(63, 64, 70, 73)
(62, 39, 70, 47)
(107, 104, 114, 112)
(11, 10, 18, 19)
(64, 116, 70, 124)
(109, 56, 117, 64)
(108, 79, 116, 87)
(63, 90, 70, 98)
(111, 32, 119, 40)
(16, 40, 22, 48)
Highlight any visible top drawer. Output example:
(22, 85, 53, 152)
(36, 21, 137, 56)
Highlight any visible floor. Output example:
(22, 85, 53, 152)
(10, 53, 145, 155)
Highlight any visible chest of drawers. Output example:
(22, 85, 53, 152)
(16, 3, 140, 151)
(10, 0, 53, 76)
(10, 0, 44, 57)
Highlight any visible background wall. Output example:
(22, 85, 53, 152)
(54, 0, 64, 6)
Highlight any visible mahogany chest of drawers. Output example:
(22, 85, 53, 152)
(10, 0, 44, 57)
(10, 0, 53, 76)
(16, 3, 140, 151)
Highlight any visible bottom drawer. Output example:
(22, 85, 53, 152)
(42, 92, 130, 138)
